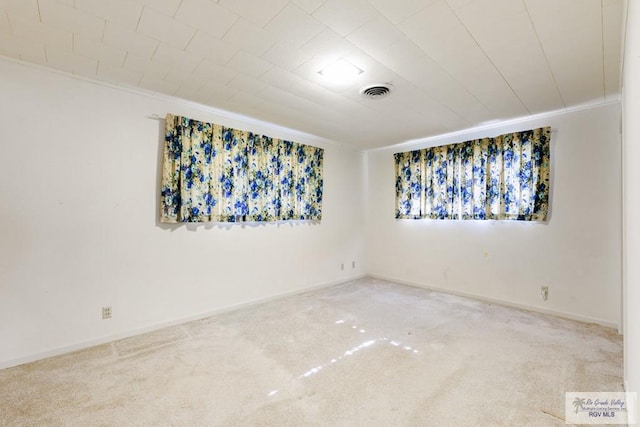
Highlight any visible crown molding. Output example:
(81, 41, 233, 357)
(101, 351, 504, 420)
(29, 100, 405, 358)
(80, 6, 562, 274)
(369, 98, 621, 153)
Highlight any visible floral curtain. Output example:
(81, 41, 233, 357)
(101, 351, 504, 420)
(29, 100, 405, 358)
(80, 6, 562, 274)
(161, 114, 323, 223)
(395, 127, 550, 221)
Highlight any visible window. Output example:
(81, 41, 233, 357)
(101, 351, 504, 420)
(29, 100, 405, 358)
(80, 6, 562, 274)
(160, 114, 324, 223)
(394, 127, 550, 221)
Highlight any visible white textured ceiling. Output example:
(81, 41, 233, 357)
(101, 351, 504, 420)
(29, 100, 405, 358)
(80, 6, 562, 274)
(0, 0, 624, 148)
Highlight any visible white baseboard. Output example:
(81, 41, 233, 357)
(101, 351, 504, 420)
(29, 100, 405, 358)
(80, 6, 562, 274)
(3, 272, 615, 370)
(368, 273, 619, 330)
(0, 274, 366, 370)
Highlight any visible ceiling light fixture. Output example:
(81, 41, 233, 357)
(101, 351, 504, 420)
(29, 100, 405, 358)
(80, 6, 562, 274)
(317, 58, 363, 83)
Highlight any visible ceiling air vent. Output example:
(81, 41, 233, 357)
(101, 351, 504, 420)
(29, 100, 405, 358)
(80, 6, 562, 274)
(360, 83, 392, 99)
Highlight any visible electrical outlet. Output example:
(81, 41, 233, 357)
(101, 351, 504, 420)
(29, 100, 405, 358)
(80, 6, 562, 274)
(352, 261, 356, 269)
(341, 263, 344, 270)
(102, 306, 112, 319)
(541, 286, 549, 301)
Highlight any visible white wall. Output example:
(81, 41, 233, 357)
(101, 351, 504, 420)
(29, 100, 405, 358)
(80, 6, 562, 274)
(623, 0, 640, 396)
(366, 103, 622, 327)
(0, 58, 366, 368)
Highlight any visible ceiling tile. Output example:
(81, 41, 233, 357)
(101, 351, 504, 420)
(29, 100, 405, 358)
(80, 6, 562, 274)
(218, 0, 289, 27)
(475, 87, 528, 118)
(0, 0, 39, 22)
(174, 0, 238, 39)
(391, 54, 466, 103)
(358, 107, 441, 143)
(223, 18, 276, 56)
(74, 37, 127, 67)
(448, 0, 525, 25)
(261, 40, 312, 71)
(354, 60, 398, 87)
(402, 2, 508, 103)
(398, 1, 457, 46)
(290, 80, 365, 113)
(305, 82, 364, 109)
(191, 59, 237, 84)
(0, 8, 10, 35)
(525, 0, 604, 105)
(38, 0, 105, 40)
(227, 73, 267, 94)
(391, 82, 464, 125)
(552, 69, 603, 107)
(265, 4, 326, 47)
(152, 42, 201, 72)
(400, 1, 483, 71)
(11, 18, 73, 50)
(444, 0, 473, 10)
(525, 0, 600, 35)
(301, 27, 347, 57)
(452, 100, 494, 123)
(534, 21, 603, 106)
(136, 6, 196, 49)
(256, 85, 323, 116)
(227, 91, 265, 111)
(312, 0, 377, 37)
(260, 66, 305, 91)
(74, 0, 143, 31)
(227, 52, 273, 78)
(173, 75, 209, 100)
(297, 28, 373, 82)
(454, 61, 510, 96)
(483, 39, 541, 79)
(370, 36, 425, 70)
(0, 34, 38, 61)
(464, 7, 564, 113)
(368, 0, 434, 25)
(199, 81, 238, 104)
(103, 22, 159, 59)
(123, 53, 170, 80)
(475, 13, 543, 72)
(164, 63, 202, 85)
(185, 31, 237, 65)
(46, 46, 98, 77)
(290, 0, 326, 14)
(19, 47, 47, 64)
(96, 63, 143, 86)
(137, 0, 182, 17)
(0, 46, 20, 61)
(346, 16, 405, 55)
(246, 102, 325, 138)
(138, 74, 180, 95)
(457, 8, 531, 51)
(0, 0, 624, 149)
(506, 72, 564, 114)
(485, 51, 562, 113)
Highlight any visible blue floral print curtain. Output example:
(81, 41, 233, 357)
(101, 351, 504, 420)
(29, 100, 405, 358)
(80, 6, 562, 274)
(395, 127, 550, 221)
(161, 114, 323, 223)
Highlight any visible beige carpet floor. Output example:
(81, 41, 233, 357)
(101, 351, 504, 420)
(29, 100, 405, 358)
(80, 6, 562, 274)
(0, 278, 624, 426)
